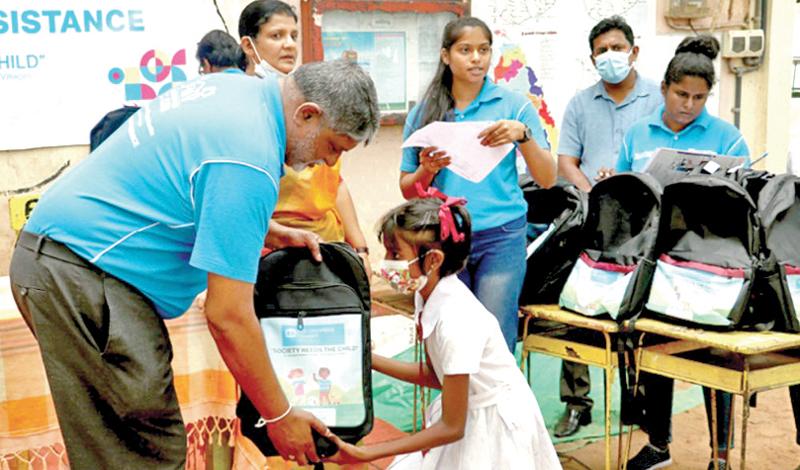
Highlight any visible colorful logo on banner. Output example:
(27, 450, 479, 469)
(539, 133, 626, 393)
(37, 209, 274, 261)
(107, 49, 188, 100)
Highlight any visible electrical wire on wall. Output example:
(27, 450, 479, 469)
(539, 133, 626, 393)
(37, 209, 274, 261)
(213, 0, 230, 34)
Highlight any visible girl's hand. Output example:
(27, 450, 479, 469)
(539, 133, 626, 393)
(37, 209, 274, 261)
(478, 120, 526, 147)
(419, 146, 451, 175)
(324, 433, 373, 464)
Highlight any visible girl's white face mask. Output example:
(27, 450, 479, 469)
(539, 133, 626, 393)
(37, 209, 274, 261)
(378, 258, 428, 295)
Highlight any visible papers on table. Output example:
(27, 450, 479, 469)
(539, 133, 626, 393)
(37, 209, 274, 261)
(642, 148, 746, 187)
(401, 121, 514, 183)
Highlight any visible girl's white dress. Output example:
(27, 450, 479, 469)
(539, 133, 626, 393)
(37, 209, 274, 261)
(392, 274, 561, 470)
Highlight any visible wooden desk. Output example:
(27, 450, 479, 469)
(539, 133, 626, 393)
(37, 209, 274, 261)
(520, 305, 621, 470)
(631, 318, 800, 470)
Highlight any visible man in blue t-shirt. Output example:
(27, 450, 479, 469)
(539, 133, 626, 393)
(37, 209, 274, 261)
(554, 16, 662, 438)
(9, 59, 378, 469)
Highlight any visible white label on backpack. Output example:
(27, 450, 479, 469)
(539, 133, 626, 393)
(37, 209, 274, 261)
(702, 160, 721, 174)
(261, 315, 365, 427)
(558, 255, 633, 319)
(646, 259, 743, 326)
(788, 273, 800, 324)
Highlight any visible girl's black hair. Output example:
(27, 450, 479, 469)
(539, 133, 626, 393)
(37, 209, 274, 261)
(663, 35, 720, 89)
(416, 16, 492, 128)
(238, 0, 297, 39)
(378, 198, 472, 278)
(196, 30, 247, 71)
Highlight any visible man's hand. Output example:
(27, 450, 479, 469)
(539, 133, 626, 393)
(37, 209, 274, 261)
(204, 274, 322, 466)
(419, 146, 451, 175)
(595, 167, 615, 182)
(267, 408, 329, 465)
(265, 221, 322, 262)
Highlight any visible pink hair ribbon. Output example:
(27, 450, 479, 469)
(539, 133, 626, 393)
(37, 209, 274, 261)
(414, 183, 467, 243)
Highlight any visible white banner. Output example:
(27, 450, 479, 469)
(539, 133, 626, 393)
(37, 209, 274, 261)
(0, 1, 227, 150)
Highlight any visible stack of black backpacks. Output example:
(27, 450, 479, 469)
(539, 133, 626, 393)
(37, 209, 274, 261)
(523, 170, 800, 430)
(528, 170, 800, 333)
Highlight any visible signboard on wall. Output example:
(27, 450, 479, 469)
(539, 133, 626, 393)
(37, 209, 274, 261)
(0, 1, 224, 150)
(322, 31, 407, 112)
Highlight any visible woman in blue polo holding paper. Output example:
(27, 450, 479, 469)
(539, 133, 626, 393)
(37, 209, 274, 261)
(620, 35, 749, 470)
(616, 35, 749, 174)
(399, 16, 556, 353)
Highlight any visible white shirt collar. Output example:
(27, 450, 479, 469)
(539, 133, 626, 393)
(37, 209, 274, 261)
(414, 274, 464, 340)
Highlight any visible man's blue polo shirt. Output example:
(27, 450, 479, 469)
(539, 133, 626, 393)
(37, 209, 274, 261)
(26, 71, 285, 318)
(617, 105, 750, 172)
(400, 78, 548, 232)
(558, 74, 662, 184)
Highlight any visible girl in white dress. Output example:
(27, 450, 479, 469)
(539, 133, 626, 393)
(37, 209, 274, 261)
(327, 191, 561, 469)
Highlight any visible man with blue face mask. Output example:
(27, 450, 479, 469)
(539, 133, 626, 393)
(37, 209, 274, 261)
(9, 59, 379, 469)
(553, 15, 662, 438)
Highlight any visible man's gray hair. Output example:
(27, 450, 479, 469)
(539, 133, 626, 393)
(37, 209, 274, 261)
(292, 59, 380, 145)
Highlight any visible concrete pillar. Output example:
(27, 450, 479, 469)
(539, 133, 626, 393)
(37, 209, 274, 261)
(738, 0, 795, 173)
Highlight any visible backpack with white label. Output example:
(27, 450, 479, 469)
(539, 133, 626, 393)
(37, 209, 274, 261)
(645, 175, 775, 329)
(558, 173, 662, 321)
(236, 242, 373, 456)
(757, 174, 800, 332)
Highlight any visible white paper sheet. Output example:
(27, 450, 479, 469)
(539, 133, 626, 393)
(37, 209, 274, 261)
(401, 121, 514, 183)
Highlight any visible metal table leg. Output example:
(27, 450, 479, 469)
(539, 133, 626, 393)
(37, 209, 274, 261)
(711, 389, 719, 470)
(741, 361, 751, 470)
(603, 330, 613, 470)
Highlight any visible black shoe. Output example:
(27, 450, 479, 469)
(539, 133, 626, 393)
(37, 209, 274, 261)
(707, 459, 729, 470)
(554, 408, 591, 437)
(627, 444, 672, 470)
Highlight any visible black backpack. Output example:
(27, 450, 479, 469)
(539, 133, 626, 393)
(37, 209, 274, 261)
(731, 167, 774, 203)
(644, 175, 774, 330)
(236, 242, 373, 456)
(89, 105, 140, 151)
(758, 174, 800, 332)
(558, 173, 662, 321)
(519, 180, 588, 305)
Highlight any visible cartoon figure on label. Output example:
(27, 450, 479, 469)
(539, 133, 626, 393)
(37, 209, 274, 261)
(313, 367, 333, 405)
(288, 368, 306, 401)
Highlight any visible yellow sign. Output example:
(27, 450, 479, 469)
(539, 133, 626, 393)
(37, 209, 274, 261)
(9, 194, 40, 231)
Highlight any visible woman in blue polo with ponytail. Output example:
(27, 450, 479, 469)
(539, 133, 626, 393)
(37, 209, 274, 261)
(621, 35, 748, 470)
(399, 16, 556, 354)
(617, 35, 749, 174)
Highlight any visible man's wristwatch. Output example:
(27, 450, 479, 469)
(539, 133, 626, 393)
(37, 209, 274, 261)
(516, 125, 532, 144)
(354, 246, 369, 255)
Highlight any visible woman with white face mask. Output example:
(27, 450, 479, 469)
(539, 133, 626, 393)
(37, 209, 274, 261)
(237, 0, 372, 275)
(239, 0, 298, 77)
